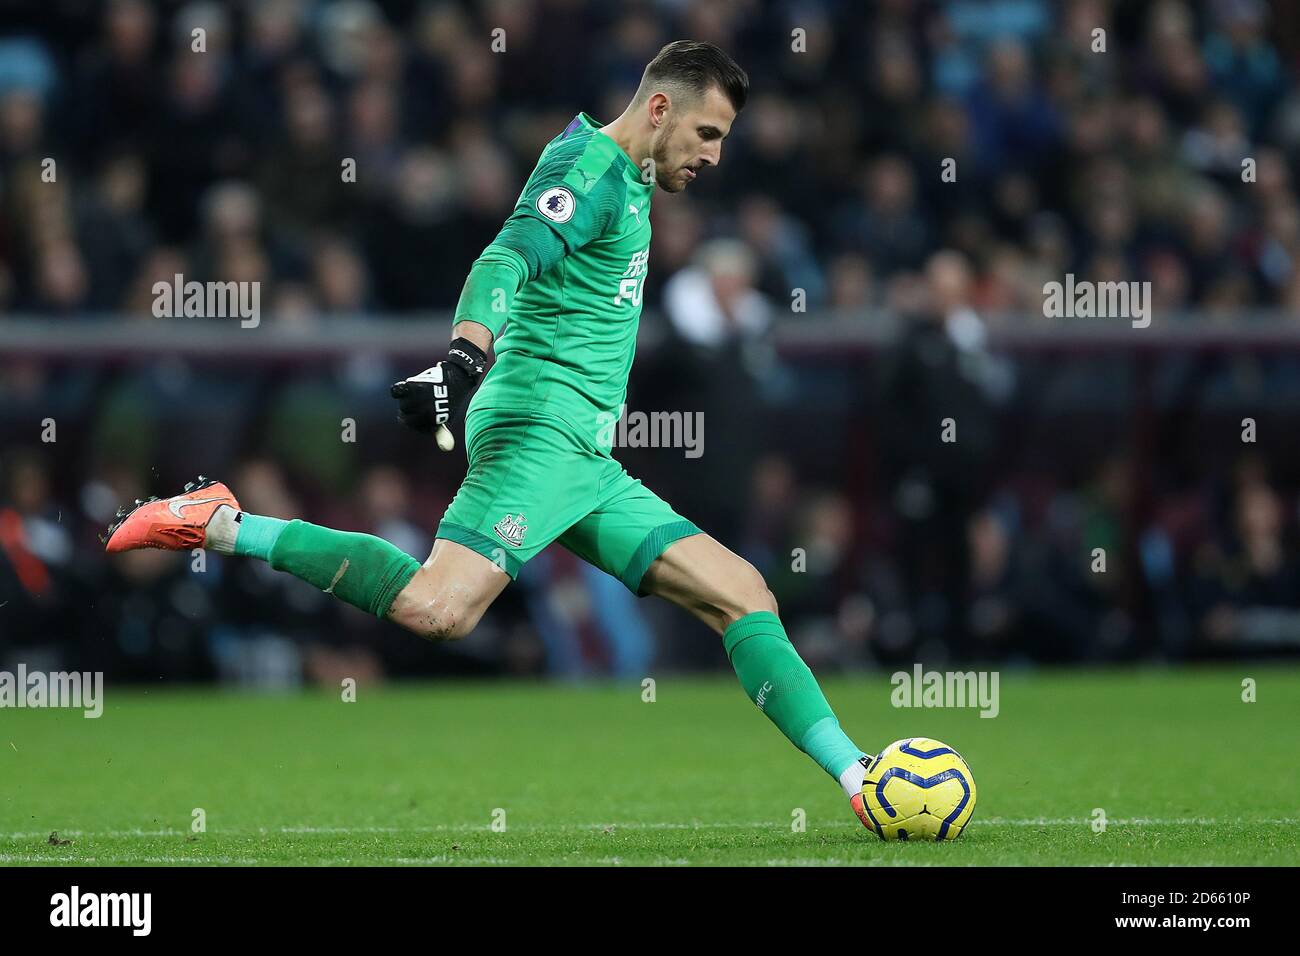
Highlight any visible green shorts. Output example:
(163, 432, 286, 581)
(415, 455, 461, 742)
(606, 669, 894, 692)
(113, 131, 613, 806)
(436, 410, 701, 594)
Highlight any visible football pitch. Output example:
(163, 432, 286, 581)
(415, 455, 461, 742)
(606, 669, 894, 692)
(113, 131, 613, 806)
(2, 666, 1296, 866)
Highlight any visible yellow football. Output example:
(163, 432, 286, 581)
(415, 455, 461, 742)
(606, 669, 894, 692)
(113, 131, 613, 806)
(857, 737, 977, 841)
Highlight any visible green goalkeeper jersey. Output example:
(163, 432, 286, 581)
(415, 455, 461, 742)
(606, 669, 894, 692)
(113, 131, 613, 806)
(467, 113, 654, 447)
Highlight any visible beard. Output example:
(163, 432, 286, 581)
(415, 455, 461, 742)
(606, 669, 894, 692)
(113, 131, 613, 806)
(651, 117, 684, 192)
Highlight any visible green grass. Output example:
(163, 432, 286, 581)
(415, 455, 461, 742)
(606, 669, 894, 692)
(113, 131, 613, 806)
(1, 666, 1297, 865)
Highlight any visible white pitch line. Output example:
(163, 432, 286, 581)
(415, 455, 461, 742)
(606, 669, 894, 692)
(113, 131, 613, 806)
(0, 823, 766, 838)
(761, 858, 952, 867)
(0, 855, 263, 864)
(272, 822, 783, 832)
(4, 817, 1296, 842)
(389, 856, 513, 865)
(0, 855, 1202, 867)
(978, 817, 1300, 825)
(4, 832, 157, 840)
(576, 822, 771, 830)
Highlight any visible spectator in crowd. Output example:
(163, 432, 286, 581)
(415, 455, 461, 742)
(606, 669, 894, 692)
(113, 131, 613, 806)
(656, 239, 775, 544)
(0, 450, 76, 657)
(1187, 465, 1300, 655)
(0, 0, 1293, 319)
(2, 0, 1300, 678)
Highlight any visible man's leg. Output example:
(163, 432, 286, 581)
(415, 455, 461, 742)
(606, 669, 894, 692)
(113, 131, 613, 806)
(212, 512, 509, 639)
(107, 410, 607, 639)
(641, 533, 870, 799)
(553, 465, 870, 805)
(387, 538, 511, 639)
(103, 477, 509, 640)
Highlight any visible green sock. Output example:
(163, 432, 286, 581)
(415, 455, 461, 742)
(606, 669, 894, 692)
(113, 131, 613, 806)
(236, 515, 419, 618)
(723, 611, 864, 780)
(233, 514, 288, 562)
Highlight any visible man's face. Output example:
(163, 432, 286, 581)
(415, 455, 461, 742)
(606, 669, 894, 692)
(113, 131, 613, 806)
(650, 86, 737, 193)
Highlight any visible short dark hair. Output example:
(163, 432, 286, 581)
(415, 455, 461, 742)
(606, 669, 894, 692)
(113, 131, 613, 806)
(638, 40, 748, 112)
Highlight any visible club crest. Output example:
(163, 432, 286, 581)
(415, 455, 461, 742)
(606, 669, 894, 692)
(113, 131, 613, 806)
(493, 513, 528, 548)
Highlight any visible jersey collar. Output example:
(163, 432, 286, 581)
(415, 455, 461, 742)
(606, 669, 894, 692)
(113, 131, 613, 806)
(577, 112, 644, 183)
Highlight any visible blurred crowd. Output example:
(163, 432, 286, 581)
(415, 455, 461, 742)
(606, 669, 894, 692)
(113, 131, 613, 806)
(6, 322, 1300, 682)
(0, 0, 1299, 317)
(4, 0, 1300, 683)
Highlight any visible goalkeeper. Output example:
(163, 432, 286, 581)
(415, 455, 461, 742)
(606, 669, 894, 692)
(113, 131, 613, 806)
(105, 40, 879, 829)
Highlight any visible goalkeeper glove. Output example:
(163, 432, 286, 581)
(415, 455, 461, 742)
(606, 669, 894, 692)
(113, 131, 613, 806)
(390, 337, 488, 450)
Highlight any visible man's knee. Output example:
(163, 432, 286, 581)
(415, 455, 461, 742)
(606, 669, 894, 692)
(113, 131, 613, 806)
(720, 559, 779, 628)
(643, 535, 779, 633)
(387, 567, 485, 641)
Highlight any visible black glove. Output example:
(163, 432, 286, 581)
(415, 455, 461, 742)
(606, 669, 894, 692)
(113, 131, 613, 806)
(390, 337, 487, 449)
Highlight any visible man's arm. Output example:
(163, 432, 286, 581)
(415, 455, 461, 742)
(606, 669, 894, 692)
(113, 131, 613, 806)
(387, 226, 558, 449)
(391, 157, 621, 448)
(452, 319, 494, 354)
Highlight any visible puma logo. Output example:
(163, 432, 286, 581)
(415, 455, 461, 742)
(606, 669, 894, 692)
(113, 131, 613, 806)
(167, 496, 225, 519)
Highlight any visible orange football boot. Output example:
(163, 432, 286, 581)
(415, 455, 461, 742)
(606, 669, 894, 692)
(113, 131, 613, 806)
(850, 792, 878, 835)
(103, 476, 240, 553)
